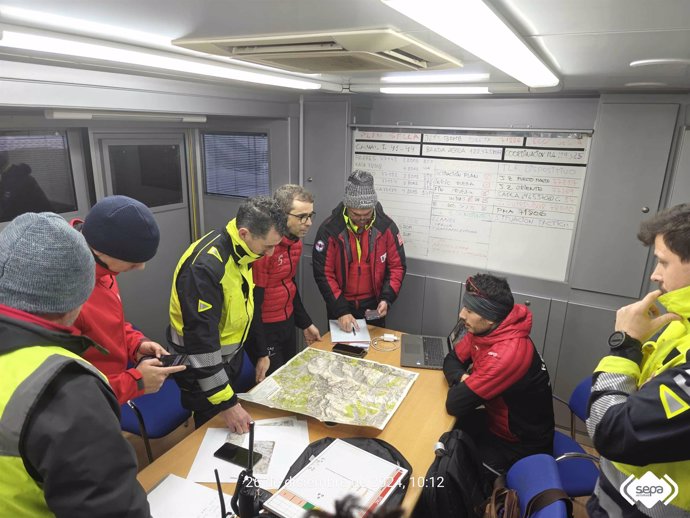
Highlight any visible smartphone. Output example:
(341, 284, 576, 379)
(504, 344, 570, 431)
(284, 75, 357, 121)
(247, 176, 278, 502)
(364, 309, 381, 321)
(213, 443, 262, 467)
(160, 354, 188, 367)
(332, 343, 368, 358)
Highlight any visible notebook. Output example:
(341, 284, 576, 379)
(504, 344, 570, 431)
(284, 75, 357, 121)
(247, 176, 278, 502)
(263, 439, 407, 518)
(400, 319, 466, 370)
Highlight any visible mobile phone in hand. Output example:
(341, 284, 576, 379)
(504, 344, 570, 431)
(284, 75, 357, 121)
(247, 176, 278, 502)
(160, 354, 188, 367)
(332, 343, 368, 358)
(213, 443, 262, 467)
(364, 309, 381, 321)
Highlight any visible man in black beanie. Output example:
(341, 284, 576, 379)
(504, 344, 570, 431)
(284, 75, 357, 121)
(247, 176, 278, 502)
(72, 195, 185, 405)
(443, 273, 554, 480)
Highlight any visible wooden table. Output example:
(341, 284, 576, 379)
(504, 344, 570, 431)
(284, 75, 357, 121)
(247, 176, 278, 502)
(138, 326, 455, 516)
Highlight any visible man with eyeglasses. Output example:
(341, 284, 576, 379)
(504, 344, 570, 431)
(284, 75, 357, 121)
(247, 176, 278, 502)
(443, 273, 554, 482)
(312, 170, 406, 332)
(251, 185, 322, 375)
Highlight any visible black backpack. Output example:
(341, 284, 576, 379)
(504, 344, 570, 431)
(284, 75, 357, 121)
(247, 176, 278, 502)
(414, 429, 490, 518)
(281, 436, 413, 509)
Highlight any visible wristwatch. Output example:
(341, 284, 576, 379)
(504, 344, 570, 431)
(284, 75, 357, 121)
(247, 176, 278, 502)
(608, 331, 641, 350)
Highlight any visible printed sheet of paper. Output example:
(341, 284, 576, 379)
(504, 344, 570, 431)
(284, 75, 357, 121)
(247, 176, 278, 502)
(148, 474, 230, 518)
(187, 417, 309, 487)
(240, 348, 418, 429)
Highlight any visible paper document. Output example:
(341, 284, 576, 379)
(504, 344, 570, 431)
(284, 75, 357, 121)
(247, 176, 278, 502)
(147, 474, 229, 518)
(328, 319, 370, 346)
(187, 417, 310, 487)
(263, 439, 407, 518)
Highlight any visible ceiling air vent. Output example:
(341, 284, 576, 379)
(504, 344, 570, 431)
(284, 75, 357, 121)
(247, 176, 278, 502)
(173, 29, 462, 73)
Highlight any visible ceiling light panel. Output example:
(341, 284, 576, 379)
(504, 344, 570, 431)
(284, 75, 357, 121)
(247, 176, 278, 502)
(381, 72, 489, 83)
(0, 30, 321, 90)
(380, 86, 490, 94)
(381, 0, 559, 88)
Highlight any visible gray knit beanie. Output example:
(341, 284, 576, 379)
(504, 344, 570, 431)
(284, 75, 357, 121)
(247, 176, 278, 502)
(0, 212, 95, 313)
(343, 170, 378, 209)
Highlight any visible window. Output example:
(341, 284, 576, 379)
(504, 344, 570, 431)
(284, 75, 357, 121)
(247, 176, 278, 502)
(0, 131, 78, 222)
(108, 144, 183, 208)
(203, 132, 269, 197)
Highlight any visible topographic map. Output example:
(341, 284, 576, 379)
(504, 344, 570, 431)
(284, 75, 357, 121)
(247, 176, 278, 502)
(239, 348, 418, 429)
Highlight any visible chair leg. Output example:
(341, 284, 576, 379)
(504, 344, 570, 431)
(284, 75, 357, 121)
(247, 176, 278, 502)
(127, 400, 153, 463)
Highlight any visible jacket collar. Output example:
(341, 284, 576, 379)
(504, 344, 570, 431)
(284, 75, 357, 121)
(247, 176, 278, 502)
(225, 218, 261, 266)
(659, 284, 690, 322)
(95, 262, 118, 278)
(0, 304, 107, 357)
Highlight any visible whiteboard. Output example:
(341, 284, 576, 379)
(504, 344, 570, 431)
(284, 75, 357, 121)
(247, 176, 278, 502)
(352, 128, 591, 282)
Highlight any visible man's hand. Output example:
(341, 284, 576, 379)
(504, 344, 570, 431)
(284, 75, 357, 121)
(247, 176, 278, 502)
(303, 325, 322, 345)
(255, 355, 270, 383)
(221, 403, 252, 434)
(338, 314, 358, 332)
(460, 373, 470, 383)
(136, 358, 186, 394)
(376, 300, 389, 318)
(615, 289, 681, 342)
(136, 340, 168, 361)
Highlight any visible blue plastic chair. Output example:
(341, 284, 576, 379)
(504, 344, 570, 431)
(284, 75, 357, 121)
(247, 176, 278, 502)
(552, 376, 600, 497)
(234, 350, 257, 393)
(506, 454, 570, 518)
(121, 378, 191, 464)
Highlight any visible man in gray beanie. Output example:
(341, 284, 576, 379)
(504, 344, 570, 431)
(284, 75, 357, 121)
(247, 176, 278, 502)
(71, 195, 185, 405)
(0, 212, 150, 517)
(313, 170, 406, 332)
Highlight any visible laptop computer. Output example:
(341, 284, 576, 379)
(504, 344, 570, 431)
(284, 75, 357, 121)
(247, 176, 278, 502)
(400, 319, 466, 370)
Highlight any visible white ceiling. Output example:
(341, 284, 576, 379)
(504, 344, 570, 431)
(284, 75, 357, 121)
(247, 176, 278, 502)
(1, 0, 690, 96)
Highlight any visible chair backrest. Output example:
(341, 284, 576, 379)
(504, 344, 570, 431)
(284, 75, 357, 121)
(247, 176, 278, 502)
(568, 376, 592, 423)
(120, 378, 191, 438)
(506, 454, 569, 518)
(233, 350, 257, 393)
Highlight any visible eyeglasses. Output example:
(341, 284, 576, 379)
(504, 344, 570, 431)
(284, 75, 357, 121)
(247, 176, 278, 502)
(465, 276, 488, 298)
(287, 211, 316, 223)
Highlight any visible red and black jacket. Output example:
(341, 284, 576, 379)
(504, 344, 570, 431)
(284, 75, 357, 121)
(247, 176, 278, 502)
(443, 304, 554, 447)
(252, 235, 312, 329)
(312, 202, 406, 319)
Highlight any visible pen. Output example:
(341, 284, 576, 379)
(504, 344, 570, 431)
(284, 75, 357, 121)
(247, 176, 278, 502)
(352, 325, 356, 336)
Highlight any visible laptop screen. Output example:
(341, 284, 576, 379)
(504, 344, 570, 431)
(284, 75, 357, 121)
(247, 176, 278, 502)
(446, 319, 466, 350)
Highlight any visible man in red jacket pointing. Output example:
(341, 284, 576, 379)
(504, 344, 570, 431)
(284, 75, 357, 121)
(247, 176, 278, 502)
(443, 273, 554, 481)
(73, 195, 185, 404)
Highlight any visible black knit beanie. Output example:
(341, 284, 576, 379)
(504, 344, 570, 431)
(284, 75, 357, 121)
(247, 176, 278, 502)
(82, 195, 160, 263)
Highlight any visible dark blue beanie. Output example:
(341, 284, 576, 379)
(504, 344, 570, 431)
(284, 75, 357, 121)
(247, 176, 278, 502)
(82, 196, 160, 263)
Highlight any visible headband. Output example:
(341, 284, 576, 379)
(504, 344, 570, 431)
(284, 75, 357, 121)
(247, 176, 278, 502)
(462, 292, 513, 323)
